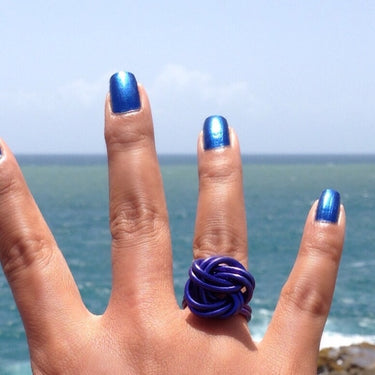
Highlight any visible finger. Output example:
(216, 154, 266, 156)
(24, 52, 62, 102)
(104, 72, 175, 314)
(0, 140, 87, 344)
(262, 189, 345, 369)
(193, 116, 248, 267)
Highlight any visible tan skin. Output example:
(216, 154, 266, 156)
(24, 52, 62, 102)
(0, 83, 345, 374)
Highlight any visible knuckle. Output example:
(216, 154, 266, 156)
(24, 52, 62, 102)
(1, 234, 55, 282)
(0, 166, 20, 197)
(193, 225, 247, 262)
(280, 281, 330, 318)
(302, 237, 342, 266)
(110, 200, 168, 242)
(105, 117, 149, 150)
(0, 160, 56, 282)
(199, 159, 241, 185)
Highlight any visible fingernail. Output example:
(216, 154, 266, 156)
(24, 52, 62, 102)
(110, 71, 141, 114)
(203, 115, 230, 150)
(316, 189, 341, 223)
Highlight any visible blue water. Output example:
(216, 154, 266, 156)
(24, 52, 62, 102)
(0, 155, 374, 374)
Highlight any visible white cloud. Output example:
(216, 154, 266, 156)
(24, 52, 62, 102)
(0, 89, 44, 111)
(57, 73, 109, 109)
(152, 64, 210, 91)
(150, 64, 252, 108)
(0, 66, 251, 116)
(0, 73, 110, 112)
(146, 64, 257, 153)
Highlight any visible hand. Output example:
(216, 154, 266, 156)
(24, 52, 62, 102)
(0, 72, 345, 374)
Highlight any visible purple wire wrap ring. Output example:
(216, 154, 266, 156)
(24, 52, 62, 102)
(182, 256, 255, 321)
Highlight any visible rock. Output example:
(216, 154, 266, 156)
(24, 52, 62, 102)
(317, 343, 375, 374)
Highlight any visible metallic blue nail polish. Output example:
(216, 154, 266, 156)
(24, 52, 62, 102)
(316, 189, 340, 223)
(203, 116, 230, 150)
(110, 71, 141, 114)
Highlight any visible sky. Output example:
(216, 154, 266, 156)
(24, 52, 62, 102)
(1, 1, 374, 155)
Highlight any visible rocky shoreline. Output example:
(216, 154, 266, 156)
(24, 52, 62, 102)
(318, 343, 375, 374)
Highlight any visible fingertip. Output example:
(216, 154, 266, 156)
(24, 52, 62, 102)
(197, 118, 240, 157)
(202, 116, 230, 150)
(137, 83, 151, 113)
(338, 204, 346, 226)
(109, 71, 141, 114)
(105, 78, 154, 150)
(0, 138, 8, 159)
(0, 140, 4, 162)
(196, 116, 242, 180)
(306, 198, 345, 240)
(295, 195, 346, 284)
(105, 73, 151, 122)
(0, 140, 20, 177)
(228, 127, 240, 151)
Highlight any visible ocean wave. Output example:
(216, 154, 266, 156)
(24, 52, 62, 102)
(320, 331, 375, 349)
(252, 328, 375, 350)
(250, 312, 375, 350)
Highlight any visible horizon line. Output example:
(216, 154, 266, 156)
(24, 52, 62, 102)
(14, 152, 375, 157)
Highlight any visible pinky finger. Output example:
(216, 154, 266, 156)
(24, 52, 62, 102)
(262, 189, 345, 370)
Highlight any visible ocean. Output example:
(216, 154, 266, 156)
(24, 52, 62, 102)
(0, 154, 374, 374)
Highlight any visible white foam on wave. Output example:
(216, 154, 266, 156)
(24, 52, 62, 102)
(249, 307, 375, 349)
(249, 312, 375, 350)
(251, 329, 375, 350)
(320, 331, 375, 349)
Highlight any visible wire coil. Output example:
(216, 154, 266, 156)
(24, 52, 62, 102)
(183, 256, 255, 321)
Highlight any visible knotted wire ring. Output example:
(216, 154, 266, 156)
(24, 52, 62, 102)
(182, 256, 255, 321)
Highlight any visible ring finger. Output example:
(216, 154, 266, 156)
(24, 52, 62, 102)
(193, 116, 248, 267)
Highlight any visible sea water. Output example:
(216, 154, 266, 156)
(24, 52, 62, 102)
(0, 155, 374, 374)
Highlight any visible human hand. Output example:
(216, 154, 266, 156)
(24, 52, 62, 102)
(0, 72, 345, 374)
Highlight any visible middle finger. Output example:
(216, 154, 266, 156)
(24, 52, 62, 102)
(104, 72, 175, 314)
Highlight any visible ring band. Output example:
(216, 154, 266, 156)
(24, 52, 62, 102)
(182, 256, 255, 321)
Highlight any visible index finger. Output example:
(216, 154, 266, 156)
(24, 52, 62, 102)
(0, 141, 87, 345)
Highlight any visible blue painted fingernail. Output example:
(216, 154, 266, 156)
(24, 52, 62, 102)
(110, 71, 141, 114)
(203, 115, 230, 150)
(316, 189, 341, 223)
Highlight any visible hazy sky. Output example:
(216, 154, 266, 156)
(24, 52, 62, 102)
(1, 1, 374, 154)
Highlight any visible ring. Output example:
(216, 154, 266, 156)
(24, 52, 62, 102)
(182, 256, 255, 321)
